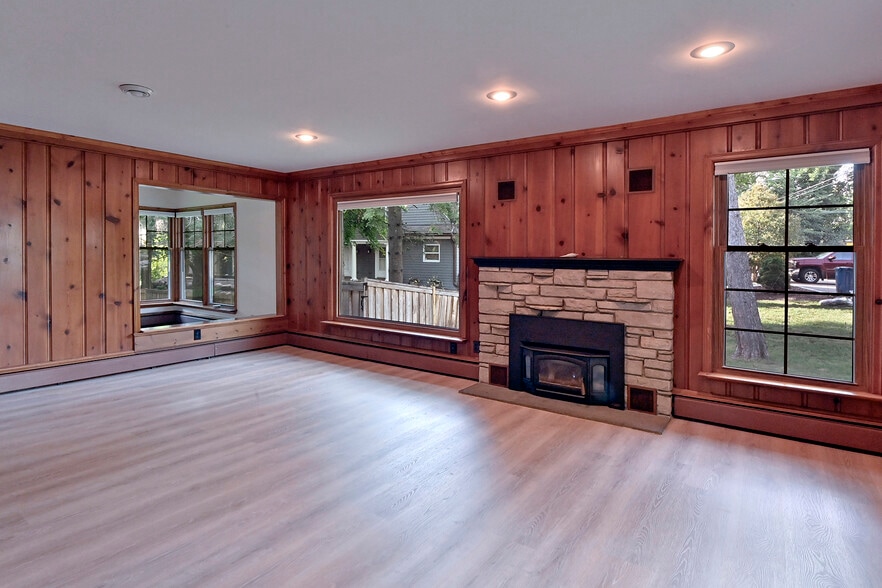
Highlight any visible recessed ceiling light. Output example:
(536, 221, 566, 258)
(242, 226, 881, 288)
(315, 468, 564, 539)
(119, 83, 153, 98)
(486, 90, 517, 102)
(294, 133, 318, 142)
(690, 41, 735, 59)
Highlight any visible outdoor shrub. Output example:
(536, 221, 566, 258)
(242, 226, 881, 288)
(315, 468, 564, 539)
(757, 254, 786, 290)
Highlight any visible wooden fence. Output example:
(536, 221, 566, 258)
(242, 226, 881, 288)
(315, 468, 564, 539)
(340, 279, 459, 329)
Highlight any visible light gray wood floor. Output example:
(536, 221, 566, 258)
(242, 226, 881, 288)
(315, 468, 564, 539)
(1, 346, 881, 587)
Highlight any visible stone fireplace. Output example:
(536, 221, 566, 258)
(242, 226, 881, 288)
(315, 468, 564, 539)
(475, 258, 681, 416)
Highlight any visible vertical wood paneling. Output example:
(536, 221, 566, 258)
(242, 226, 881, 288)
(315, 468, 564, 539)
(49, 147, 85, 361)
(215, 171, 232, 193)
(413, 165, 433, 186)
(573, 143, 605, 256)
(465, 160, 485, 261)
(0, 140, 26, 367)
(134, 159, 151, 182)
(686, 127, 729, 393)
(377, 170, 391, 190)
(662, 132, 689, 388)
(83, 152, 105, 357)
(447, 160, 468, 182)
(731, 123, 757, 152)
(353, 172, 373, 191)
(24, 143, 51, 364)
(662, 133, 688, 259)
(306, 180, 327, 332)
(194, 169, 216, 189)
(606, 141, 627, 257)
(482, 156, 511, 256)
(841, 105, 882, 141)
(509, 154, 528, 256)
(154, 163, 177, 185)
(229, 173, 249, 194)
(328, 175, 350, 194)
(104, 155, 134, 354)
(466, 159, 485, 353)
(626, 136, 664, 258)
(807, 112, 841, 144)
(396, 167, 412, 188)
(760, 116, 806, 149)
(178, 167, 197, 186)
(288, 181, 308, 331)
(553, 147, 574, 256)
(525, 150, 555, 257)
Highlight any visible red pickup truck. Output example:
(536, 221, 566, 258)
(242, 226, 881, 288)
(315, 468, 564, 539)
(789, 252, 853, 283)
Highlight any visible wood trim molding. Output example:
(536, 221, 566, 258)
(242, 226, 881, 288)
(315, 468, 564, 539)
(134, 316, 288, 352)
(0, 121, 288, 180)
(0, 334, 288, 394)
(288, 332, 478, 380)
(473, 257, 683, 271)
(674, 395, 882, 454)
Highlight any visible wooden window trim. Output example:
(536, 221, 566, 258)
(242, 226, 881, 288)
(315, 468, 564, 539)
(328, 182, 467, 342)
(708, 149, 877, 394)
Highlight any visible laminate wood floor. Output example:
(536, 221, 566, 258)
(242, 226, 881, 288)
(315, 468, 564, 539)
(1, 346, 881, 587)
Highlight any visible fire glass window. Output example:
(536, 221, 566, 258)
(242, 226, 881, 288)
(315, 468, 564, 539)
(336, 192, 460, 331)
(716, 149, 868, 383)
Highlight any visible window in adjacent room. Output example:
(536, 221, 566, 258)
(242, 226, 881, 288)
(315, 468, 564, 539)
(716, 148, 869, 384)
(138, 212, 172, 301)
(138, 205, 236, 310)
(336, 191, 460, 331)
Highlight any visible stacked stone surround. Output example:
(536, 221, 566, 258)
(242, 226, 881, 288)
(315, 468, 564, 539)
(478, 266, 675, 416)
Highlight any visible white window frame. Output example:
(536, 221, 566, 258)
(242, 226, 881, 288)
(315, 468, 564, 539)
(423, 242, 441, 263)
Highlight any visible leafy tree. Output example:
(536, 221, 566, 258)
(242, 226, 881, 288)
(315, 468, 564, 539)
(756, 254, 786, 291)
(342, 207, 389, 251)
(727, 178, 769, 360)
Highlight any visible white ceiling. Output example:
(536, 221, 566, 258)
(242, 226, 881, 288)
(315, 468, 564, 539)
(2, 0, 881, 173)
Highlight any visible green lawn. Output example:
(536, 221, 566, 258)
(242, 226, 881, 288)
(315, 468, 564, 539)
(725, 297, 854, 382)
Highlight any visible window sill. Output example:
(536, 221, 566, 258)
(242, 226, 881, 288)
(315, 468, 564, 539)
(698, 370, 880, 401)
(323, 320, 466, 342)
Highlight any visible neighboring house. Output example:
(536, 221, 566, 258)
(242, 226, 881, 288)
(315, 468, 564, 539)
(341, 203, 459, 289)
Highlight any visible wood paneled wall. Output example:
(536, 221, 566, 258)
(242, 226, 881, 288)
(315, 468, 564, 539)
(288, 88, 882, 425)
(0, 129, 285, 372)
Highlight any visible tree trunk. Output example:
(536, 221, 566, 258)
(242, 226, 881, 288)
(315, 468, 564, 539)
(727, 178, 769, 359)
(387, 206, 404, 283)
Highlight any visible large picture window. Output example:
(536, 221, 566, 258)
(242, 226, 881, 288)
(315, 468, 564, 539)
(336, 192, 460, 331)
(716, 149, 869, 383)
(138, 206, 236, 310)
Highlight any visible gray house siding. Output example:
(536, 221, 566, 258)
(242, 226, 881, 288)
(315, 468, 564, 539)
(402, 238, 457, 289)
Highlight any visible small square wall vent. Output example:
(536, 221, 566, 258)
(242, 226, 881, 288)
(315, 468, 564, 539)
(497, 180, 516, 201)
(490, 365, 508, 386)
(628, 386, 656, 413)
(628, 168, 654, 193)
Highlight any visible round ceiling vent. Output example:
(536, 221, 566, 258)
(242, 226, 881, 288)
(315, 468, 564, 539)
(119, 84, 153, 98)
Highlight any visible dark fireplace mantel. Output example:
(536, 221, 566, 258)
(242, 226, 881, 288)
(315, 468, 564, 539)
(473, 257, 683, 271)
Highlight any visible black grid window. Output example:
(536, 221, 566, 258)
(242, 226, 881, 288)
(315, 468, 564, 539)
(721, 162, 856, 383)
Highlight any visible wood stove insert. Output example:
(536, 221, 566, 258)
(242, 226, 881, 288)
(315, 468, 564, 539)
(509, 314, 625, 409)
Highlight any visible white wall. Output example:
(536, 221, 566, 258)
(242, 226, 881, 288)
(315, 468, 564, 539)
(139, 185, 278, 318)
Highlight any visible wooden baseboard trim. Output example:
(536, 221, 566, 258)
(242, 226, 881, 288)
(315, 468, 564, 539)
(674, 396, 882, 454)
(287, 332, 479, 380)
(0, 334, 287, 394)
